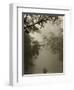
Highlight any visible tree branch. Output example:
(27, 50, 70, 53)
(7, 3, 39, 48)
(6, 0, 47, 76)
(24, 18, 49, 29)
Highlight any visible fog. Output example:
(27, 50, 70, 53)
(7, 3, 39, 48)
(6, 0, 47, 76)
(23, 14, 63, 74)
(32, 46, 63, 73)
(29, 20, 63, 73)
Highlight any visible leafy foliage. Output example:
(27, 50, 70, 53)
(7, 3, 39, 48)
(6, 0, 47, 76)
(24, 14, 59, 33)
(24, 32, 40, 74)
(47, 30, 63, 61)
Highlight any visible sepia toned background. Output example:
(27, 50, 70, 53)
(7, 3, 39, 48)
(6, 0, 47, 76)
(23, 13, 64, 74)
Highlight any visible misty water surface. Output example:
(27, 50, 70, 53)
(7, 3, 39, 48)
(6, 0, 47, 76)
(32, 45, 63, 73)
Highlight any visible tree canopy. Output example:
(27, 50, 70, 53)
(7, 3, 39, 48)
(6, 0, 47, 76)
(24, 14, 61, 33)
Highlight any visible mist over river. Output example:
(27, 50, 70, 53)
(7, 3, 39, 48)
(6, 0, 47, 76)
(23, 14, 63, 74)
(32, 46, 63, 74)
